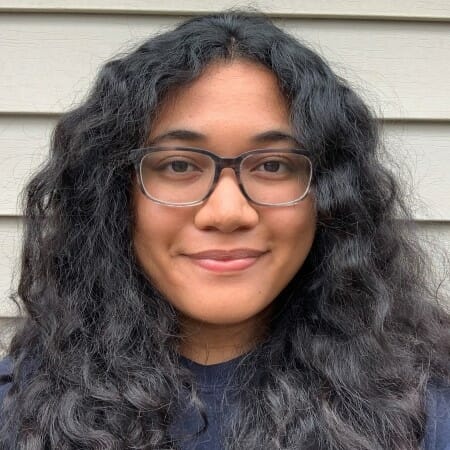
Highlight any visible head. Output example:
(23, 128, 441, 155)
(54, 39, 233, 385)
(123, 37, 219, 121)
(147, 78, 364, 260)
(122, 11, 384, 350)
(131, 58, 317, 356)
(5, 9, 449, 450)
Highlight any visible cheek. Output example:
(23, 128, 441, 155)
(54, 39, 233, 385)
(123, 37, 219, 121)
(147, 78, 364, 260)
(272, 198, 316, 241)
(132, 193, 188, 277)
(267, 198, 316, 268)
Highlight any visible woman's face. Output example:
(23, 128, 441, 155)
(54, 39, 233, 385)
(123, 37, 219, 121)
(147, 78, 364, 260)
(132, 59, 316, 333)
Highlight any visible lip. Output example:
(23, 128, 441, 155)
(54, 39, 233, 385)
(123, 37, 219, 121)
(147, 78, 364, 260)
(184, 248, 268, 273)
(186, 248, 267, 260)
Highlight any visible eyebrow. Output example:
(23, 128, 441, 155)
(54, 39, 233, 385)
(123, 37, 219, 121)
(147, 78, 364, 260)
(147, 129, 300, 146)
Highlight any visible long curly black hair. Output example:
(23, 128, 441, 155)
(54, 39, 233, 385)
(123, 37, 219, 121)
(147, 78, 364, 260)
(1, 9, 449, 450)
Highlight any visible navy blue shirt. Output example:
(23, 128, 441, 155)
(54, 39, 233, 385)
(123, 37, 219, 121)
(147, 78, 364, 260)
(1, 355, 449, 449)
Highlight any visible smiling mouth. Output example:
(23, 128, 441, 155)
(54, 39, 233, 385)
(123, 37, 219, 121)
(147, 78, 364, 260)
(184, 248, 268, 273)
(186, 248, 266, 259)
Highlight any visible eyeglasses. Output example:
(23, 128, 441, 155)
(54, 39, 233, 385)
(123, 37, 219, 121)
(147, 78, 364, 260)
(133, 146, 313, 207)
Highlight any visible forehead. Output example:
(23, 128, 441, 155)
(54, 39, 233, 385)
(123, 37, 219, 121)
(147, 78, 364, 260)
(149, 59, 292, 142)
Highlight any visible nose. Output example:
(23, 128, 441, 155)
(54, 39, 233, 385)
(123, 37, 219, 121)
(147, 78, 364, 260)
(193, 168, 259, 232)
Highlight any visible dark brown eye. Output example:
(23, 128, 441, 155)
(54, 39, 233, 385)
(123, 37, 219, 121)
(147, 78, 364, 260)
(170, 161, 190, 172)
(262, 161, 281, 172)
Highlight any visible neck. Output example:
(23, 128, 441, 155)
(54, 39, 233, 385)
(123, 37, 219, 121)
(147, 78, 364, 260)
(177, 307, 272, 365)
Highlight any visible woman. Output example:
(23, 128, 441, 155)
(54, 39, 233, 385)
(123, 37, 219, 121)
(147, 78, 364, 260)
(0, 9, 449, 450)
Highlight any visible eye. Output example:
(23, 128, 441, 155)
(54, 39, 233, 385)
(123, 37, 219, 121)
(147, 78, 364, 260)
(257, 160, 287, 173)
(155, 158, 202, 174)
(252, 158, 294, 175)
(165, 160, 197, 173)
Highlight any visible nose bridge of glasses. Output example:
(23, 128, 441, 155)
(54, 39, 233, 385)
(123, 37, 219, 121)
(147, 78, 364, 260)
(215, 155, 242, 176)
(208, 156, 248, 201)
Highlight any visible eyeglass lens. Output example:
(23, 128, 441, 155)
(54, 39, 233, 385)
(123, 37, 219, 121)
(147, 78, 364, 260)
(139, 149, 311, 205)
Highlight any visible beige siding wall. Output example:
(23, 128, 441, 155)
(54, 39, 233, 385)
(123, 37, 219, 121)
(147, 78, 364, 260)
(1, 4, 449, 348)
(1, 14, 450, 119)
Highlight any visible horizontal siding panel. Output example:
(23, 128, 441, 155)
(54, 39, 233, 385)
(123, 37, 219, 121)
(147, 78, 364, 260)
(1, 14, 450, 119)
(381, 122, 450, 221)
(0, 217, 449, 317)
(0, 116, 449, 220)
(0, 115, 52, 216)
(1, 0, 450, 21)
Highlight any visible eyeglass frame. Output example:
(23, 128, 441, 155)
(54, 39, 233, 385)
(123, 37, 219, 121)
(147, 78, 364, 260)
(132, 145, 313, 207)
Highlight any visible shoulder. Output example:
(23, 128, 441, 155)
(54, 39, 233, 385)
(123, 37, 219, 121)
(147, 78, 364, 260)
(424, 381, 450, 450)
(0, 356, 13, 407)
